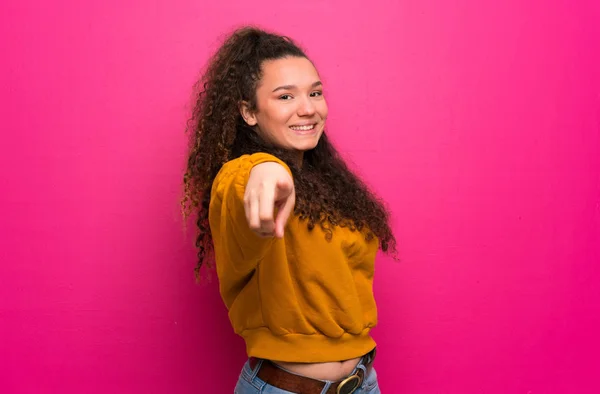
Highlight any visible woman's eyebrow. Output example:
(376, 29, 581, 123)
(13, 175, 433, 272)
(272, 81, 322, 93)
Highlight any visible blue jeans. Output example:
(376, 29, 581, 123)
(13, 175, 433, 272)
(234, 358, 381, 394)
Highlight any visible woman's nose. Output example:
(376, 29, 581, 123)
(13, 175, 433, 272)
(297, 97, 316, 116)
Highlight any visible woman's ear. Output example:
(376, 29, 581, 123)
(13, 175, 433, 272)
(239, 101, 258, 126)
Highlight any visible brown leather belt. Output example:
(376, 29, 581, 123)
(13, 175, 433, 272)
(248, 348, 376, 394)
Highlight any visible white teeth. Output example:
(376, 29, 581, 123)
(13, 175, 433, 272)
(290, 125, 315, 131)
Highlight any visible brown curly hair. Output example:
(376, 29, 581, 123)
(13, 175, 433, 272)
(182, 26, 397, 278)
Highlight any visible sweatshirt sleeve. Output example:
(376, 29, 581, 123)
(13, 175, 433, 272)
(208, 153, 293, 271)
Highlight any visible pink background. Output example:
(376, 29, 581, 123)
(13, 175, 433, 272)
(1, 0, 599, 393)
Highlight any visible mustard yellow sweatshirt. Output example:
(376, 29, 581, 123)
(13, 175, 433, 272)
(209, 152, 378, 362)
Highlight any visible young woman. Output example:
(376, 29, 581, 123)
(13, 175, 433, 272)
(182, 26, 396, 394)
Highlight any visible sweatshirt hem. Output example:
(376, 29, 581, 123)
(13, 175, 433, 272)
(242, 328, 377, 363)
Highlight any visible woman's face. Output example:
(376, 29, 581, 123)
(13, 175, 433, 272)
(241, 56, 328, 158)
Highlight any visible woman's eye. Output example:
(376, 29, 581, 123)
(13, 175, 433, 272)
(279, 94, 293, 100)
(310, 91, 323, 97)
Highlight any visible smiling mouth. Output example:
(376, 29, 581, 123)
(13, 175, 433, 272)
(289, 124, 316, 132)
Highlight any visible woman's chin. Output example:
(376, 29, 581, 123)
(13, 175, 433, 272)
(290, 134, 321, 151)
(293, 141, 319, 152)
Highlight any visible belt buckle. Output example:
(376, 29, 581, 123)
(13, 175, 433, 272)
(336, 373, 361, 394)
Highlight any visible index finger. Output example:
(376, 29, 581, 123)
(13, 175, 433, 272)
(274, 191, 295, 238)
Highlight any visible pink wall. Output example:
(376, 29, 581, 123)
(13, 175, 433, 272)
(1, 0, 599, 392)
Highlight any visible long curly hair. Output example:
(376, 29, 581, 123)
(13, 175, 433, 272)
(182, 26, 397, 278)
